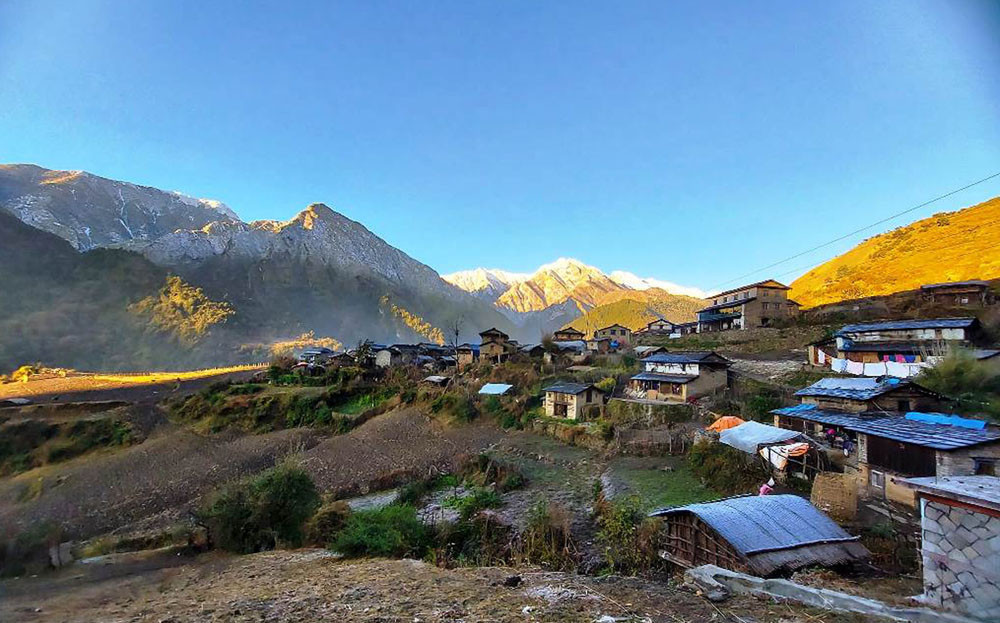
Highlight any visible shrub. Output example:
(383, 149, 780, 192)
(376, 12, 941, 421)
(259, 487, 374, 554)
(332, 504, 430, 558)
(595, 376, 617, 393)
(514, 500, 576, 570)
(443, 487, 502, 520)
(917, 349, 1000, 420)
(305, 500, 352, 546)
(687, 440, 768, 495)
(200, 462, 321, 553)
(595, 495, 662, 574)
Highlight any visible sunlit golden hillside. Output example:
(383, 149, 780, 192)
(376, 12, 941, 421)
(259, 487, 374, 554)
(790, 196, 1000, 308)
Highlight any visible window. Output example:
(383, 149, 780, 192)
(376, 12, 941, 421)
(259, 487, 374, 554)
(975, 458, 996, 476)
(763, 291, 769, 297)
(897, 400, 911, 412)
(869, 470, 885, 489)
(961, 297, 969, 304)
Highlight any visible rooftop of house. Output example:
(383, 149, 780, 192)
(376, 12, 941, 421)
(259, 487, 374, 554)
(697, 297, 756, 313)
(835, 317, 977, 335)
(836, 340, 935, 353)
(644, 351, 730, 365)
(649, 494, 867, 576)
(630, 371, 698, 384)
(707, 279, 791, 299)
(551, 340, 587, 352)
(794, 377, 934, 401)
(772, 404, 1000, 451)
(903, 475, 1000, 512)
(920, 280, 990, 290)
(543, 382, 601, 395)
(596, 323, 630, 332)
(556, 327, 585, 335)
(479, 327, 510, 339)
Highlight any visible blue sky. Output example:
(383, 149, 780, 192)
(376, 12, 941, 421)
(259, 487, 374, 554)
(2, 1, 999, 292)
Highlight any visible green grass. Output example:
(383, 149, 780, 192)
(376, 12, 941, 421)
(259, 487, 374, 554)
(606, 458, 718, 511)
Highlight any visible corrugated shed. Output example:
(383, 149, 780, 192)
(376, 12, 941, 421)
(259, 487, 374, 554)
(644, 352, 729, 364)
(835, 317, 976, 335)
(795, 377, 899, 400)
(772, 404, 1000, 450)
(719, 421, 802, 454)
(651, 495, 869, 575)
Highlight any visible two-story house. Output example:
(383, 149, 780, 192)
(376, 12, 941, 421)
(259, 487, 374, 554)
(543, 382, 605, 420)
(626, 351, 730, 402)
(594, 323, 632, 344)
(553, 327, 586, 341)
(833, 317, 981, 364)
(697, 279, 800, 333)
(479, 328, 517, 363)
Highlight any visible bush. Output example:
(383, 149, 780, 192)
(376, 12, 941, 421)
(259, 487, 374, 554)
(595, 376, 617, 393)
(305, 500, 352, 546)
(443, 487, 502, 520)
(917, 349, 1000, 420)
(332, 504, 430, 558)
(514, 500, 577, 570)
(595, 495, 662, 574)
(688, 440, 768, 495)
(430, 392, 478, 422)
(200, 463, 321, 553)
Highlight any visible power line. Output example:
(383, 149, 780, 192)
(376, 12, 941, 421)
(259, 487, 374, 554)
(774, 216, 1000, 282)
(705, 170, 1000, 294)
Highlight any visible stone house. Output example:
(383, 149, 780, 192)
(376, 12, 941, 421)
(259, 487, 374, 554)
(833, 317, 981, 363)
(455, 343, 479, 367)
(586, 337, 612, 354)
(792, 377, 946, 414)
(375, 344, 420, 368)
(697, 279, 800, 333)
(772, 402, 1000, 507)
(903, 476, 1000, 621)
(675, 321, 699, 336)
(626, 351, 730, 403)
(920, 280, 994, 307)
(594, 323, 632, 344)
(553, 327, 586, 341)
(542, 382, 605, 420)
(642, 318, 675, 335)
(479, 328, 517, 363)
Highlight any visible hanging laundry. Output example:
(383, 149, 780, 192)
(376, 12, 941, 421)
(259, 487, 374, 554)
(831, 358, 848, 373)
(904, 355, 916, 363)
(817, 350, 826, 365)
(895, 354, 906, 363)
(846, 360, 865, 375)
(886, 361, 910, 378)
(882, 355, 890, 362)
(759, 443, 811, 470)
(864, 362, 887, 376)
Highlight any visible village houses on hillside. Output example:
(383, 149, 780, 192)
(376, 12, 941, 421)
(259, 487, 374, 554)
(625, 351, 730, 403)
(696, 279, 800, 333)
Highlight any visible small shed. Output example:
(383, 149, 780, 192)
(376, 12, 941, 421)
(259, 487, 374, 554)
(478, 383, 513, 396)
(650, 495, 870, 576)
(421, 375, 451, 387)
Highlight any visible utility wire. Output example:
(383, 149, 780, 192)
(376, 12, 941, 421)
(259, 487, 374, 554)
(705, 170, 1000, 294)
(772, 216, 1000, 282)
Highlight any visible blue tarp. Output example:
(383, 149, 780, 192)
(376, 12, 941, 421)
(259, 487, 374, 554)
(905, 412, 987, 430)
(478, 383, 513, 395)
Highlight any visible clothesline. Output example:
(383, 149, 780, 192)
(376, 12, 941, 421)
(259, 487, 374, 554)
(817, 349, 934, 378)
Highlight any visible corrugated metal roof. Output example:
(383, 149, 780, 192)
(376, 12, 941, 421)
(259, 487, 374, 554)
(794, 377, 907, 400)
(650, 495, 866, 575)
(837, 340, 932, 353)
(920, 280, 989, 290)
(719, 421, 802, 454)
(904, 476, 1000, 511)
(630, 372, 698, 384)
(697, 299, 754, 313)
(772, 404, 1000, 450)
(644, 352, 728, 364)
(543, 382, 598, 395)
(478, 383, 513, 395)
(836, 317, 976, 335)
(552, 340, 587, 352)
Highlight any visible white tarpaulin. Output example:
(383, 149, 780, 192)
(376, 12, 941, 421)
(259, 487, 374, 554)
(759, 442, 811, 470)
(720, 421, 802, 455)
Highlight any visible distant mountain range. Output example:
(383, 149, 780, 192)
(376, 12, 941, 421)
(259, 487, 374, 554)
(3, 162, 997, 371)
(790, 197, 1000, 307)
(0, 164, 515, 371)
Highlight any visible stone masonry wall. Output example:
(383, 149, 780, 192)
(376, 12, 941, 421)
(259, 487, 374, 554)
(919, 498, 1000, 620)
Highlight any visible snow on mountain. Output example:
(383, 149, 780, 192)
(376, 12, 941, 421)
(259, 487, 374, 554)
(608, 271, 707, 298)
(441, 268, 531, 302)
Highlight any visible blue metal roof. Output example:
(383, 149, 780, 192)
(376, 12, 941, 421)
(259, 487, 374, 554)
(794, 377, 908, 400)
(650, 495, 857, 557)
(772, 404, 1000, 451)
(543, 382, 599, 395)
(644, 352, 728, 364)
(478, 383, 513, 395)
(630, 372, 697, 384)
(836, 317, 976, 335)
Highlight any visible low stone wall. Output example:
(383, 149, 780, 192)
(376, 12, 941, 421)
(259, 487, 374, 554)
(810, 472, 859, 521)
(920, 499, 1000, 620)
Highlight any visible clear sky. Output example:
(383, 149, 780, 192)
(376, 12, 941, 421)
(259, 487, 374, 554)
(2, 1, 999, 292)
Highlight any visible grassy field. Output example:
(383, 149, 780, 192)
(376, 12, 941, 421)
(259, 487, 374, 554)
(603, 456, 718, 511)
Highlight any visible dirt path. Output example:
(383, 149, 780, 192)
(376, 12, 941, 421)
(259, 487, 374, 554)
(0, 549, 874, 622)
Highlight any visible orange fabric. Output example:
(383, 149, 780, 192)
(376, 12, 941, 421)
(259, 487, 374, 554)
(707, 416, 745, 432)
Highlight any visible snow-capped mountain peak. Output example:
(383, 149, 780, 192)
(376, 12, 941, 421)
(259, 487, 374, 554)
(609, 271, 707, 298)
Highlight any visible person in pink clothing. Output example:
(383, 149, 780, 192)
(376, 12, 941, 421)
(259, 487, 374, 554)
(758, 478, 775, 496)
